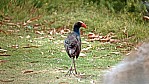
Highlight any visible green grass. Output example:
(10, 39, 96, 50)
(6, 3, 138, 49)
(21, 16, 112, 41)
(0, 26, 124, 83)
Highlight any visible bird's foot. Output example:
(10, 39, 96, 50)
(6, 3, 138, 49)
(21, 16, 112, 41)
(74, 68, 77, 74)
(65, 68, 77, 76)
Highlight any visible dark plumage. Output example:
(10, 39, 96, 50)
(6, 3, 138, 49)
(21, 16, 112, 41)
(64, 21, 87, 75)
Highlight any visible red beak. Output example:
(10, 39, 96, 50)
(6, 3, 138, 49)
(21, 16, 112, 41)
(81, 23, 87, 28)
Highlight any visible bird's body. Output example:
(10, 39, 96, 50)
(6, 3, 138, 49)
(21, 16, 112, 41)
(64, 21, 86, 76)
(64, 32, 81, 59)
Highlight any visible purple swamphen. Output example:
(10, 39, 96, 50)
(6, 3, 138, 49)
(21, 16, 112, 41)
(64, 21, 87, 76)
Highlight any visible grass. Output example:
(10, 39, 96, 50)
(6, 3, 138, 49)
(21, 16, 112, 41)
(1, 0, 149, 83)
(0, 25, 124, 83)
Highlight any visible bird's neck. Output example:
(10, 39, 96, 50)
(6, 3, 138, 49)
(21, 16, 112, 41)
(73, 26, 80, 35)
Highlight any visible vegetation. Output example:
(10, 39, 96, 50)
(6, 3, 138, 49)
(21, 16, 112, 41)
(0, 0, 149, 83)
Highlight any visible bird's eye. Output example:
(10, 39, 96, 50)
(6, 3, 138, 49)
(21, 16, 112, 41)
(65, 40, 69, 44)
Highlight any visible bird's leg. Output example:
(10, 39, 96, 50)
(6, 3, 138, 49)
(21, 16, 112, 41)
(65, 63, 72, 76)
(65, 57, 75, 76)
(73, 57, 77, 74)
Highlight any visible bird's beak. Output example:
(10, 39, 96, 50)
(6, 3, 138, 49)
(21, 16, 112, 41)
(81, 23, 87, 28)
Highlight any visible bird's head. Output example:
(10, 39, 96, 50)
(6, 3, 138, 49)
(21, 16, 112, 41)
(74, 21, 87, 29)
(73, 21, 87, 35)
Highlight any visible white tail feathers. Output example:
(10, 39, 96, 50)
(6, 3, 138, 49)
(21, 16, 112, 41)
(103, 43, 149, 84)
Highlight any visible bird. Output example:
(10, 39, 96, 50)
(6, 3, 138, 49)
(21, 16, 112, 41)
(64, 21, 87, 76)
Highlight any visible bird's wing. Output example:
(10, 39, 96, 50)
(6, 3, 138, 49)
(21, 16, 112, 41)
(64, 32, 81, 58)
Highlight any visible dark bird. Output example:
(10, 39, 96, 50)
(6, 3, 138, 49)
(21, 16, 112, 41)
(64, 21, 87, 76)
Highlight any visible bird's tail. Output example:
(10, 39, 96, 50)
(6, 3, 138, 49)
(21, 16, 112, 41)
(69, 49, 76, 56)
(103, 43, 149, 84)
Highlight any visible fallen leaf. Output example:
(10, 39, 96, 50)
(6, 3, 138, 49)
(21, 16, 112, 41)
(23, 70, 34, 74)
(26, 35, 31, 38)
(35, 31, 45, 35)
(143, 15, 149, 20)
(7, 30, 15, 34)
(88, 33, 96, 39)
(87, 39, 95, 42)
(99, 38, 110, 42)
(100, 47, 105, 50)
(19, 36, 24, 39)
(3, 17, 11, 22)
(33, 24, 41, 27)
(0, 21, 3, 25)
(7, 30, 20, 34)
(26, 15, 41, 23)
(33, 24, 42, 30)
(60, 28, 70, 34)
(11, 45, 19, 48)
(109, 39, 120, 43)
(30, 45, 39, 48)
(80, 53, 86, 57)
(23, 70, 48, 74)
(0, 29, 6, 34)
(82, 40, 89, 44)
(87, 32, 117, 42)
(0, 79, 14, 82)
(30, 61, 39, 63)
(0, 60, 8, 63)
(94, 37, 100, 41)
(110, 52, 120, 55)
(22, 45, 39, 48)
(48, 29, 56, 35)
(23, 22, 27, 26)
(6, 23, 16, 26)
(0, 54, 11, 56)
(116, 45, 125, 48)
(0, 49, 7, 53)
